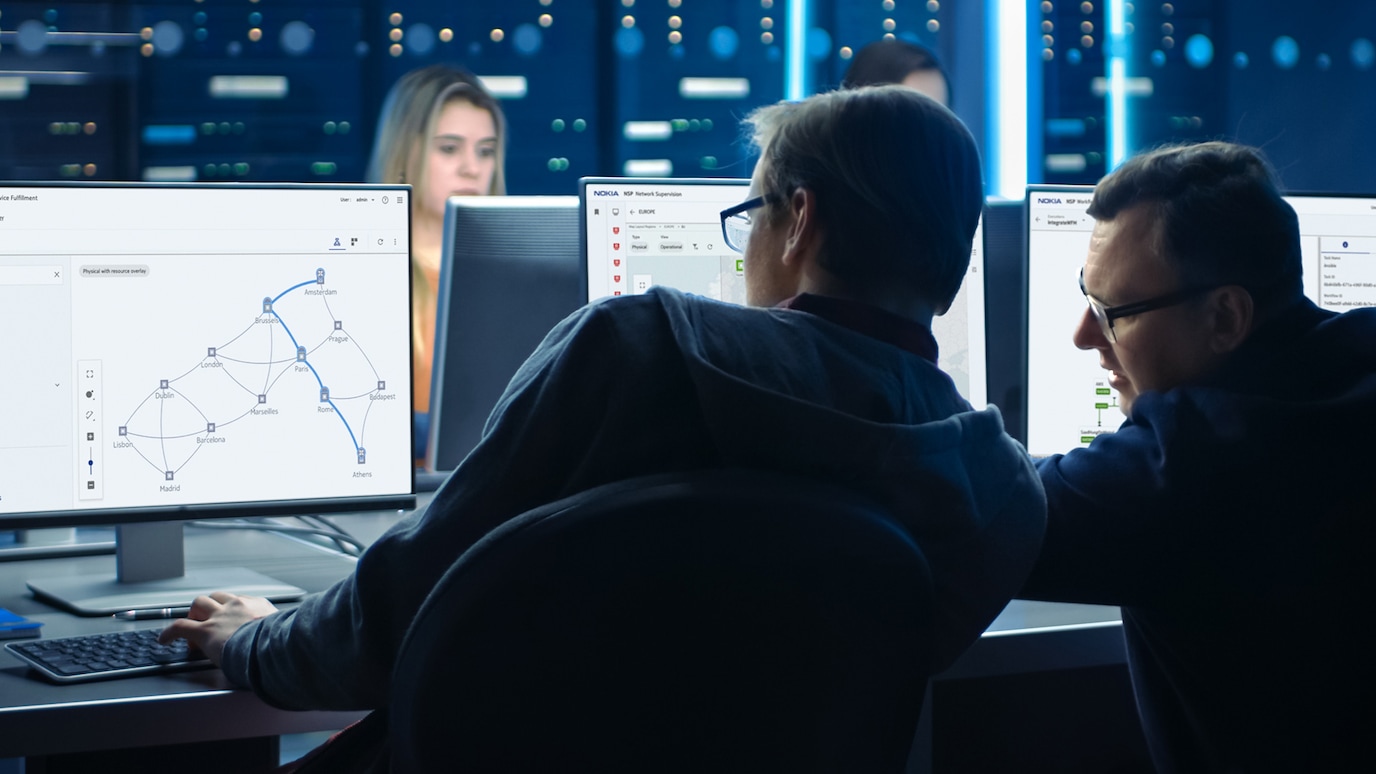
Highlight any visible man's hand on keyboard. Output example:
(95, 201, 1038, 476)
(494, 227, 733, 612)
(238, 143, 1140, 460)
(158, 591, 278, 665)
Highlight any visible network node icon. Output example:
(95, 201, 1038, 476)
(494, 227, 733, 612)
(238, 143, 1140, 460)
(357, 448, 366, 464)
(334, 320, 343, 330)
(377, 380, 385, 391)
(296, 346, 307, 362)
(258, 394, 267, 404)
(320, 387, 330, 402)
(160, 379, 169, 389)
(164, 471, 174, 481)
(206, 423, 215, 433)
(262, 297, 272, 313)
(207, 347, 216, 358)
(316, 268, 325, 284)
(118, 426, 126, 436)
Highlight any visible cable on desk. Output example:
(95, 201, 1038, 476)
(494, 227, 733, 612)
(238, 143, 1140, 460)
(185, 518, 366, 558)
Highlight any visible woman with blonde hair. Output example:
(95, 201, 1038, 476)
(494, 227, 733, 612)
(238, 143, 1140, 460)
(366, 65, 507, 457)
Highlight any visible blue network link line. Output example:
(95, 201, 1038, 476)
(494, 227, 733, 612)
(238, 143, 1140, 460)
(270, 277, 361, 453)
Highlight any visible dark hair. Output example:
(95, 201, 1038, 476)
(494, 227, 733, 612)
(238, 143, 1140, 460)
(842, 39, 950, 103)
(1088, 141, 1303, 313)
(746, 85, 983, 311)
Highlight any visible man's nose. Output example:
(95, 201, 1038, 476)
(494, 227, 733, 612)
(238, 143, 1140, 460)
(1071, 306, 1109, 351)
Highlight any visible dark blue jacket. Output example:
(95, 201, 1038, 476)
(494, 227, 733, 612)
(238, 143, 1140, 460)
(224, 288, 1046, 710)
(1023, 299, 1376, 772)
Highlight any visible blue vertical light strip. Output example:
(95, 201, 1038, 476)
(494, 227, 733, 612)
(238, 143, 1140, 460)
(1106, 0, 1130, 169)
(987, 0, 1028, 198)
(785, 0, 809, 100)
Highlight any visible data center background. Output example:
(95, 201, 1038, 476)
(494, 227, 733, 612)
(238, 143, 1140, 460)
(1, 1, 1373, 194)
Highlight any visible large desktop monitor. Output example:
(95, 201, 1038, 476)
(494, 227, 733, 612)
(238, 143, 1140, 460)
(1024, 187, 1376, 457)
(0, 183, 415, 614)
(580, 177, 989, 407)
(424, 196, 584, 473)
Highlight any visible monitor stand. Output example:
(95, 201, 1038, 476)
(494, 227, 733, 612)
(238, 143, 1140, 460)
(25, 521, 306, 616)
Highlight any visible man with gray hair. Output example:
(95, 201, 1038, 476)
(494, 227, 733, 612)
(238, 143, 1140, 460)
(166, 85, 1045, 744)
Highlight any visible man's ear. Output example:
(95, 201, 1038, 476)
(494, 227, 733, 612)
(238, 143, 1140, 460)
(780, 187, 820, 268)
(1205, 285, 1255, 354)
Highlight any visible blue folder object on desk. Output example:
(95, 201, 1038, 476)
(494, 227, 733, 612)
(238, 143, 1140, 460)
(1, 608, 44, 640)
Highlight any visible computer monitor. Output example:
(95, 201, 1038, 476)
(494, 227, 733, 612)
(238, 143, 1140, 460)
(0, 183, 415, 614)
(1024, 185, 1107, 458)
(425, 196, 584, 473)
(580, 176, 989, 407)
(1024, 187, 1376, 457)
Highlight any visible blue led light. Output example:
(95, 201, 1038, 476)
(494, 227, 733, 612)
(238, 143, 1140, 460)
(280, 21, 314, 56)
(513, 23, 542, 57)
(1067, 48, 1083, 65)
(1271, 36, 1299, 69)
(407, 23, 436, 56)
(142, 125, 196, 146)
(1185, 34, 1213, 68)
(1316, 53, 1331, 70)
(1234, 51, 1249, 69)
(709, 26, 738, 60)
(1352, 38, 1375, 70)
(1150, 49, 1166, 67)
(807, 28, 831, 62)
(615, 26, 644, 58)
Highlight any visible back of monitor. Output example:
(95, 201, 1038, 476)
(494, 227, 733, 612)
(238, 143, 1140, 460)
(426, 196, 583, 472)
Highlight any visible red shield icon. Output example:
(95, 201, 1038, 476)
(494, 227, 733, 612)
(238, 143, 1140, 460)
(612, 226, 620, 234)
(614, 275, 622, 282)
(613, 243, 621, 250)
(613, 259, 621, 266)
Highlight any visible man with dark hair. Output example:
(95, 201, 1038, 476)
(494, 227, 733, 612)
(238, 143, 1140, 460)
(843, 39, 951, 107)
(1022, 141, 1376, 772)
(165, 86, 1045, 733)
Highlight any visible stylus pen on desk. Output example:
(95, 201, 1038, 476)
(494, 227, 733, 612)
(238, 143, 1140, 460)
(111, 607, 192, 621)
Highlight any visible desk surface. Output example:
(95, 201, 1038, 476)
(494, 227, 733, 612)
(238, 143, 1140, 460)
(2, 502, 1125, 761)
(0, 509, 410, 759)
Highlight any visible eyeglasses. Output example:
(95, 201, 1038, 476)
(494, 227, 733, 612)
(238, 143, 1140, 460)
(720, 193, 780, 254)
(1079, 267, 1221, 343)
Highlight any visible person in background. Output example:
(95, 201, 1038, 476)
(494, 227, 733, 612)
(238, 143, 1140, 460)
(1020, 141, 1376, 772)
(843, 38, 951, 107)
(366, 65, 507, 457)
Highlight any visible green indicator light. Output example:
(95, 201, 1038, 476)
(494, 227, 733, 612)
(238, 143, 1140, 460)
(572, 118, 587, 131)
(311, 161, 337, 175)
(323, 121, 337, 135)
(551, 119, 565, 132)
(234, 162, 249, 175)
(735, 259, 744, 273)
(201, 123, 216, 135)
(1094, 402, 1109, 410)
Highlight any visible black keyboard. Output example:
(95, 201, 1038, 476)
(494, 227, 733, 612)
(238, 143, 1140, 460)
(5, 628, 212, 683)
